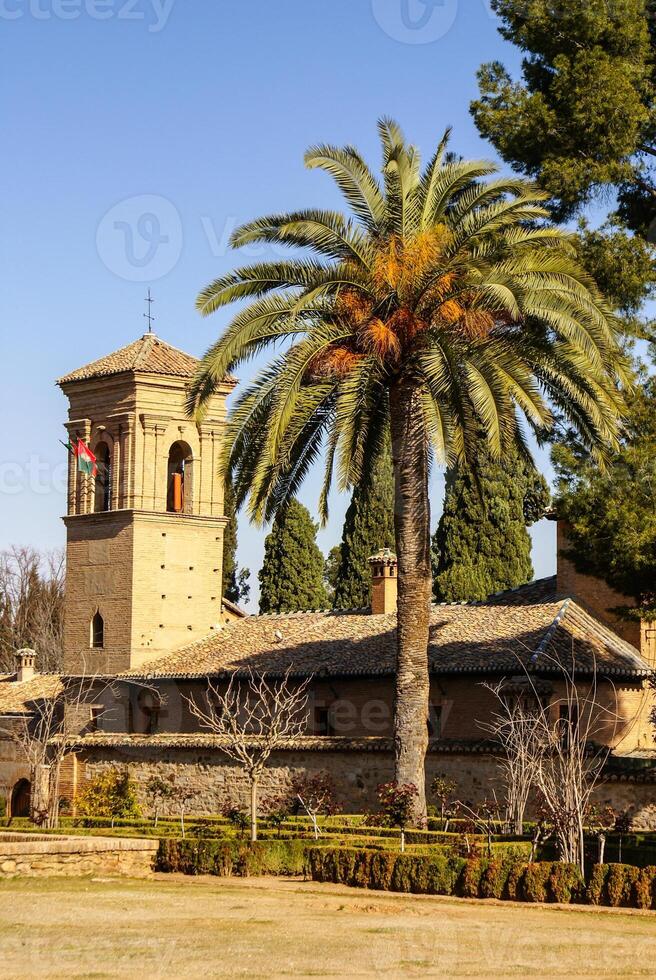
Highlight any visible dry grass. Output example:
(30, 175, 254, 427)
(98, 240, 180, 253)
(0, 874, 655, 978)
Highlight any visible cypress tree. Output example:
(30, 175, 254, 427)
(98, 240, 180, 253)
(333, 450, 396, 610)
(432, 451, 550, 603)
(258, 499, 328, 614)
(222, 475, 250, 605)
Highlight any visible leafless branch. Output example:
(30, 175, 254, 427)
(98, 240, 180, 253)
(184, 668, 311, 841)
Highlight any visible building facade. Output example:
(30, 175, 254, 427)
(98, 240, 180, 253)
(0, 333, 654, 825)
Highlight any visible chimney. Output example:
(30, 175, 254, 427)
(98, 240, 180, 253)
(368, 549, 398, 615)
(15, 648, 36, 683)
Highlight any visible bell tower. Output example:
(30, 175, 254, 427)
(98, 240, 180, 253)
(58, 332, 235, 673)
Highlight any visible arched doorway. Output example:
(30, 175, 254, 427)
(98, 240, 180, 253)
(10, 778, 31, 818)
(167, 441, 193, 514)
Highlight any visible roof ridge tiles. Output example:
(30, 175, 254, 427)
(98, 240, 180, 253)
(530, 598, 571, 664)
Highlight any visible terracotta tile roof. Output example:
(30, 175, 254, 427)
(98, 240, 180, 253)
(485, 575, 561, 606)
(0, 675, 63, 715)
(65, 733, 394, 752)
(121, 579, 651, 682)
(57, 333, 236, 386)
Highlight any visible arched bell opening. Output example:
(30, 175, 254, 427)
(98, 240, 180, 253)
(167, 441, 193, 514)
(93, 442, 112, 513)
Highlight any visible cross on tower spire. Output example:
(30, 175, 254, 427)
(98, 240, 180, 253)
(143, 288, 155, 333)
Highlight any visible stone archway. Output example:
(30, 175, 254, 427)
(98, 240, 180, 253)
(10, 778, 31, 818)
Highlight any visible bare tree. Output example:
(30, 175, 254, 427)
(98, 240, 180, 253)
(0, 547, 64, 673)
(483, 657, 622, 874)
(185, 669, 311, 841)
(530, 662, 618, 875)
(480, 679, 547, 835)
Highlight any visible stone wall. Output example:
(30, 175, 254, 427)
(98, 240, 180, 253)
(0, 833, 158, 878)
(79, 744, 656, 829)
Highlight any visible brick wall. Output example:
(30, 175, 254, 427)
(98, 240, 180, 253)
(557, 522, 656, 665)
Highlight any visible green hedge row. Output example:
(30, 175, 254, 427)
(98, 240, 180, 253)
(157, 838, 308, 877)
(307, 847, 656, 909)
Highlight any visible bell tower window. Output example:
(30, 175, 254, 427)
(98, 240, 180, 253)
(91, 611, 104, 649)
(167, 441, 193, 514)
(94, 443, 111, 512)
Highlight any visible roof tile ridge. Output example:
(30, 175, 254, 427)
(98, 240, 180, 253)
(530, 598, 571, 664)
(133, 332, 156, 370)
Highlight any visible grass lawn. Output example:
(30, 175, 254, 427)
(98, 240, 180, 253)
(0, 875, 654, 978)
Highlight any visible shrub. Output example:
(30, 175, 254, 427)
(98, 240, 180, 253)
(634, 866, 656, 910)
(586, 864, 608, 905)
(0, 796, 5, 818)
(458, 859, 485, 898)
(75, 769, 141, 823)
(505, 862, 527, 901)
(480, 860, 508, 900)
(549, 863, 584, 904)
(522, 863, 552, 903)
(157, 838, 307, 877)
(605, 864, 640, 908)
(368, 851, 396, 890)
(422, 854, 464, 895)
(390, 854, 414, 892)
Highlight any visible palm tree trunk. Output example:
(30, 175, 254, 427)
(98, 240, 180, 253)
(389, 376, 432, 826)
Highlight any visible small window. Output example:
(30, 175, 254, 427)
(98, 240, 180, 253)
(91, 611, 104, 649)
(315, 706, 334, 736)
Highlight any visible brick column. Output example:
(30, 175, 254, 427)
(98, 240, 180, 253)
(153, 423, 168, 512)
(111, 428, 121, 510)
(65, 418, 91, 515)
(122, 413, 136, 509)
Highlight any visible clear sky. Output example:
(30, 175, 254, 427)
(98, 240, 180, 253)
(0, 0, 557, 607)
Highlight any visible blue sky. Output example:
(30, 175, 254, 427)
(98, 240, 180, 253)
(0, 0, 558, 606)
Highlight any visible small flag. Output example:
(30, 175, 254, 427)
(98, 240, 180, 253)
(76, 439, 97, 477)
(59, 439, 76, 457)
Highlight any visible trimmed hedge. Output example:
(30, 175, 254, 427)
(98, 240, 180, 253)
(157, 838, 308, 877)
(307, 848, 656, 909)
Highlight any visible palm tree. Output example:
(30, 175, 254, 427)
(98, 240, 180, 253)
(189, 121, 627, 823)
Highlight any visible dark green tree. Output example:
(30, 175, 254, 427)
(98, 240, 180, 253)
(323, 545, 341, 605)
(258, 500, 328, 614)
(222, 475, 250, 604)
(433, 450, 550, 603)
(553, 373, 656, 618)
(332, 449, 395, 609)
(471, 0, 656, 227)
(472, 0, 656, 341)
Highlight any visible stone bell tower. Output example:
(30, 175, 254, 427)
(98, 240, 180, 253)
(58, 332, 235, 673)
